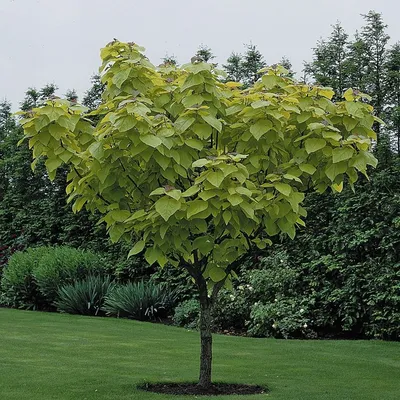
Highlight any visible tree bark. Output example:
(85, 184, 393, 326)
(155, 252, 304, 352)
(198, 283, 213, 388)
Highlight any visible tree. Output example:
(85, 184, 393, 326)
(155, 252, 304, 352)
(346, 32, 370, 92)
(161, 54, 178, 66)
(304, 23, 349, 98)
(360, 11, 390, 137)
(223, 52, 243, 82)
(384, 43, 400, 155)
(0, 100, 16, 200)
(279, 56, 294, 78)
(223, 47, 290, 85)
(82, 75, 105, 111)
(20, 84, 58, 111)
(65, 89, 78, 102)
(20, 41, 378, 388)
(194, 44, 215, 63)
(241, 43, 266, 86)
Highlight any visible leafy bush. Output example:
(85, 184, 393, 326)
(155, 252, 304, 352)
(248, 299, 313, 339)
(55, 275, 115, 315)
(103, 280, 176, 320)
(212, 288, 250, 332)
(173, 299, 200, 329)
(211, 252, 303, 336)
(150, 265, 194, 304)
(113, 254, 155, 283)
(34, 246, 106, 306)
(0, 247, 50, 309)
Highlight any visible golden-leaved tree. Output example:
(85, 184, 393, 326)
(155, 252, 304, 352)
(19, 41, 378, 388)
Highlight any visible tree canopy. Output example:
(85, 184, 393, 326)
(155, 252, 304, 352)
(19, 40, 378, 288)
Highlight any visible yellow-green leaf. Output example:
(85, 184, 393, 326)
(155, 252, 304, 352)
(305, 138, 326, 154)
(207, 170, 224, 187)
(332, 147, 354, 163)
(209, 266, 226, 282)
(187, 200, 208, 218)
(128, 241, 145, 257)
(155, 197, 181, 221)
(140, 135, 162, 148)
(274, 182, 292, 196)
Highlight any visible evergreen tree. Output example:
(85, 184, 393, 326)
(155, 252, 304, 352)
(82, 75, 104, 111)
(345, 32, 370, 92)
(384, 43, 400, 155)
(304, 23, 349, 97)
(360, 11, 390, 133)
(223, 52, 243, 82)
(65, 89, 78, 102)
(20, 84, 58, 111)
(241, 43, 266, 86)
(279, 56, 294, 78)
(161, 54, 178, 66)
(20, 88, 40, 111)
(0, 101, 15, 200)
(195, 44, 215, 63)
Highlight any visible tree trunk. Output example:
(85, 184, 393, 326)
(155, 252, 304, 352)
(198, 287, 213, 388)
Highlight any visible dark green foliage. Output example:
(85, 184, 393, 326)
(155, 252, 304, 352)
(211, 288, 249, 332)
(82, 74, 105, 111)
(162, 54, 178, 66)
(1, 246, 107, 310)
(55, 275, 115, 315)
(384, 42, 400, 154)
(223, 52, 243, 82)
(305, 11, 390, 145)
(241, 43, 266, 86)
(212, 252, 309, 338)
(223, 43, 266, 86)
(279, 56, 294, 78)
(248, 300, 311, 339)
(360, 11, 390, 120)
(19, 84, 58, 111)
(103, 280, 176, 320)
(223, 45, 292, 86)
(34, 247, 106, 306)
(65, 89, 78, 102)
(173, 299, 200, 329)
(267, 160, 400, 339)
(194, 44, 215, 63)
(0, 90, 101, 267)
(304, 23, 350, 97)
(0, 247, 50, 309)
(113, 245, 194, 303)
(150, 265, 194, 303)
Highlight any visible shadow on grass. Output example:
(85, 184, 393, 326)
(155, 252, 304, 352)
(137, 381, 268, 396)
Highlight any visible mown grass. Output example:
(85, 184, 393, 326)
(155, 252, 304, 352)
(0, 308, 399, 399)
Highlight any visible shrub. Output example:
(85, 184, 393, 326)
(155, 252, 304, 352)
(212, 288, 250, 332)
(113, 254, 155, 283)
(248, 299, 314, 339)
(150, 265, 194, 304)
(173, 299, 200, 329)
(211, 251, 303, 336)
(55, 275, 115, 315)
(34, 246, 106, 306)
(103, 280, 176, 320)
(0, 247, 50, 309)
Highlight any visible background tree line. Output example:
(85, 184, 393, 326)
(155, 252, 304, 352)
(0, 10, 398, 339)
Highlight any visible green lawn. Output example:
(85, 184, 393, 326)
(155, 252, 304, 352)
(0, 309, 399, 400)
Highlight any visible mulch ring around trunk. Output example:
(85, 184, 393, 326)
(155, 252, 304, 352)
(138, 382, 268, 396)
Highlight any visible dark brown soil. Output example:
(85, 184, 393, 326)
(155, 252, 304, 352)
(138, 382, 267, 396)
